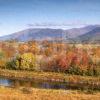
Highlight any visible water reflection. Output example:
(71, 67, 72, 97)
(0, 78, 69, 89)
(0, 78, 97, 90)
(0, 78, 12, 86)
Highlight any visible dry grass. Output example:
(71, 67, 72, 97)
(0, 86, 100, 100)
(0, 69, 100, 88)
(0, 69, 100, 82)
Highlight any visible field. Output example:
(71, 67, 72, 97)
(0, 69, 100, 88)
(0, 86, 100, 100)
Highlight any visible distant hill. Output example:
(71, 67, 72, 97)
(0, 25, 100, 43)
(65, 25, 99, 38)
(76, 27, 100, 43)
(0, 28, 64, 41)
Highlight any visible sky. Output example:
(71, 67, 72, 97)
(0, 0, 100, 36)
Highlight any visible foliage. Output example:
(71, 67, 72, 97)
(0, 41, 100, 76)
(0, 51, 4, 59)
(16, 53, 39, 70)
(6, 59, 17, 70)
(66, 66, 83, 75)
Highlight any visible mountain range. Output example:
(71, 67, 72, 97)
(0, 25, 100, 43)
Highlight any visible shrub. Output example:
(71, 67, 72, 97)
(66, 66, 83, 75)
(6, 59, 17, 70)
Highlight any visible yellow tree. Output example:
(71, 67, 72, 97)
(16, 53, 38, 70)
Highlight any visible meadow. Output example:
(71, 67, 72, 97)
(0, 86, 100, 100)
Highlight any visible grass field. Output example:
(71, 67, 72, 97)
(0, 86, 100, 100)
(0, 69, 100, 83)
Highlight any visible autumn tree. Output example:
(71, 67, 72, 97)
(18, 44, 29, 54)
(16, 53, 38, 70)
(29, 42, 39, 55)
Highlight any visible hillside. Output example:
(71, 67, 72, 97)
(0, 25, 100, 43)
(77, 27, 100, 43)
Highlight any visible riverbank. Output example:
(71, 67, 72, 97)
(0, 69, 100, 90)
(0, 86, 100, 100)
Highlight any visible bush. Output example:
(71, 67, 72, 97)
(5, 53, 40, 71)
(66, 66, 83, 75)
(86, 66, 100, 76)
(6, 59, 17, 70)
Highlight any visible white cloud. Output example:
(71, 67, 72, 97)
(27, 21, 88, 29)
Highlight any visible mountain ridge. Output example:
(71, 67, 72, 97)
(0, 25, 100, 43)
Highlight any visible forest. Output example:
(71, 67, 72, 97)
(0, 40, 100, 76)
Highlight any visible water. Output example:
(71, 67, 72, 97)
(0, 78, 99, 90)
(0, 78, 74, 90)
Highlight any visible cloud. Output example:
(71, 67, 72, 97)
(27, 21, 88, 28)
